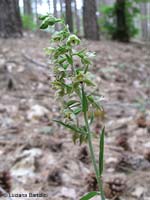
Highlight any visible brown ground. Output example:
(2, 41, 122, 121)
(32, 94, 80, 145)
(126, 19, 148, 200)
(0, 32, 150, 200)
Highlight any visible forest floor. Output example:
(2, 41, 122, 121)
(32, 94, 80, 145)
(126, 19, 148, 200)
(0, 32, 150, 200)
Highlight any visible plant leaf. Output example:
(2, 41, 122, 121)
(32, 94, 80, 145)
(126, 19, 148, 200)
(84, 64, 89, 74)
(72, 132, 79, 144)
(99, 127, 105, 176)
(81, 86, 88, 112)
(54, 120, 78, 131)
(79, 134, 84, 145)
(66, 54, 73, 65)
(53, 120, 85, 134)
(87, 95, 102, 110)
(40, 19, 49, 29)
(39, 14, 48, 20)
(40, 16, 62, 29)
(66, 100, 79, 107)
(83, 79, 95, 86)
(80, 191, 99, 200)
(72, 107, 82, 115)
(89, 111, 94, 125)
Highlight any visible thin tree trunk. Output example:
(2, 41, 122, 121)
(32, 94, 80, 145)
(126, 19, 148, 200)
(74, 0, 80, 35)
(65, 0, 73, 32)
(35, 0, 39, 25)
(59, 0, 64, 30)
(83, 0, 100, 40)
(23, 0, 32, 16)
(149, 2, 150, 40)
(47, 0, 51, 13)
(60, 0, 64, 17)
(53, 0, 59, 30)
(96, 0, 100, 8)
(0, 0, 22, 38)
(140, 2, 148, 40)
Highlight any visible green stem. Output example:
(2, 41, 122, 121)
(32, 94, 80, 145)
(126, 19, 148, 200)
(69, 43, 105, 200)
(69, 49, 75, 75)
(82, 88, 105, 200)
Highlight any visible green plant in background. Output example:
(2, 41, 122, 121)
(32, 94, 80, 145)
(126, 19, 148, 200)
(40, 14, 105, 200)
(22, 15, 37, 30)
(99, 1, 140, 39)
(125, 1, 140, 37)
(99, 5, 116, 38)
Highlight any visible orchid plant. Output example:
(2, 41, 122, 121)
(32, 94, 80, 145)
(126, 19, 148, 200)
(40, 14, 105, 200)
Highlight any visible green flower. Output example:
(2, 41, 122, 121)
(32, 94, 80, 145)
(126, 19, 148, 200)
(44, 47, 55, 55)
(52, 33, 62, 42)
(66, 35, 80, 46)
(52, 27, 70, 42)
(73, 71, 95, 87)
(86, 51, 96, 58)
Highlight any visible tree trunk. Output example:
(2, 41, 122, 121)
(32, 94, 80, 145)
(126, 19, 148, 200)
(140, 2, 148, 40)
(34, 0, 38, 25)
(113, 0, 129, 42)
(65, 0, 73, 32)
(59, 0, 64, 30)
(60, 0, 64, 17)
(0, 0, 22, 38)
(23, 0, 32, 16)
(96, 0, 100, 8)
(149, 2, 150, 40)
(83, 0, 100, 40)
(74, 0, 80, 35)
(47, 0, 51, 13)
(53, 0, 59, 30)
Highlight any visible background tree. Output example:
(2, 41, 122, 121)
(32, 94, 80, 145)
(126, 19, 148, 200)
(96, 0, 100, 9)
(23, 0, 32, 16)
(53, 0, 59, 30)
(0, 0, 22, 38)
(47, 0, 51, 13)
(140, 2, 149, 40)
(34, 0, 38, 24)
(60, 0, 64, 17)
(73, 0, 80, 35)
(112, 0, 129, 42)
(83, 0, 100, 40)
(100, 0, 149, 42)
(65, 0, 73, 32)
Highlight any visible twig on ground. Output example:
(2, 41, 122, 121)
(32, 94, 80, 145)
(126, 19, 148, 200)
(22, 52, 48, 69)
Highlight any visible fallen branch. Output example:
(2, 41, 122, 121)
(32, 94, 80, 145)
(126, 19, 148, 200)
(107, 124, 128, 133)
(102, 101, 147, 109)
(22, 52, 48, 69)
